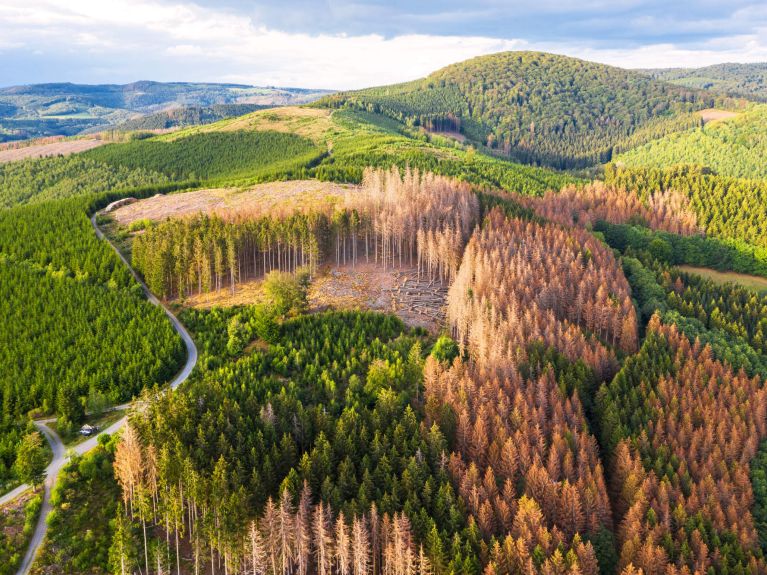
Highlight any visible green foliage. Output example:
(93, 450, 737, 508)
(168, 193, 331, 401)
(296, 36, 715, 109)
(605, 163, 767, 250)
(319, 51, 712, 169)
(313, 110, 577, 195)
(0, 196, 183, 485)
(430, 335, 459, 363)
(136, 310, 477, 572)
(619, 256, 767, 378)
(752, 440, 767, 555)
(85, 130, 324, 184)
(0, 493, 42, 575)
(0, 155, 170, 207)
(616, 105, 767, 180)
(14, 431, 48, 488)
(263, 268, 310, 317)
(595, 220, 767, 277)
(32, 443, 121, 574)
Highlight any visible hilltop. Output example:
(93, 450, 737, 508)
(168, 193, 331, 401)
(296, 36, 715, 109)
(318, 51, 716, 169)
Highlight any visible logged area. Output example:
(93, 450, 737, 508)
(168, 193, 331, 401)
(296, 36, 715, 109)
(0, 138, 105, 163)
(111, 180, 357, 225)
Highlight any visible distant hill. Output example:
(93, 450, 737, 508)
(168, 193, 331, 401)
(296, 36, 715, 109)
(110, 104, 271, 132)
(318, 51, 716, 169)
(643, 63, 767, 101)
(0, 81, 334, 142)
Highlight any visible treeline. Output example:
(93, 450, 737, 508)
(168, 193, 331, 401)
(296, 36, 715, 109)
(114, 104, 270, 131)
(0, 195, 183, 485)
(616, 105, 767, 181)
(116, 428, 433, 575)
(517, 182, 700, 236)
(595, 220, 767, 278)
(0, 155, 170, 207)
(112, 310, 480, 574)
(320, 52, 713, 169)
(598, 316, 767, 573)
(132, 167, 479, 299)
(85, 130, 324, 184)
(605, 163, 767, 250)
(617, 254, 767, 379)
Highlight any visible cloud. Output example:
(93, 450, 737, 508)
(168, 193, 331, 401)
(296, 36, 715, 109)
(0, 0, 766, 88)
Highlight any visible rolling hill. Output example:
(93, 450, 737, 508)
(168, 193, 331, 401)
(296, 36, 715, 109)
(615, 104, 767, 180)
(644, 62, 767, 101)
(0, 81, 333, 142)
(318, 51, 716, 169)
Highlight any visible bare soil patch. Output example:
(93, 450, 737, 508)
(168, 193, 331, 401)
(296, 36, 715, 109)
(309, 263, 448, 331)
(112, 180, 360, 226)
(426, 129, 466, 143)
(697, 109, 739, 124)
(0, 138, 105, 163)
(181, 263, 448, 332)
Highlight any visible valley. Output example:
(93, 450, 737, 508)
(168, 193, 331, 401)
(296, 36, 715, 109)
(1, 48, 767, 575)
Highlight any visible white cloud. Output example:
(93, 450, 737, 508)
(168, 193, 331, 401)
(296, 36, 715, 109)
(0, 0, 766, 88)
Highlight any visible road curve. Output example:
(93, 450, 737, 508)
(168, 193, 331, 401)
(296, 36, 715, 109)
(0, 210, 197, 575)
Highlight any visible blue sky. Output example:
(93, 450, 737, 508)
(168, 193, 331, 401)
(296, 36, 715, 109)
(1, 0, 766, 89)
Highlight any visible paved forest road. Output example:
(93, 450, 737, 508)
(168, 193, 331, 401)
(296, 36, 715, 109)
(0, 211, 197, 575)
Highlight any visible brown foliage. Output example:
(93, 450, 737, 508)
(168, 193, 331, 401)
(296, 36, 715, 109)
(612, 317, 767, 574)
(517, 182, 700, 235)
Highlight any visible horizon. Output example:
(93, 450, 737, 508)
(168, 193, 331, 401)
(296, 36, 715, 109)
(2, 0, 767, 90)
(1, 51, 766, 92)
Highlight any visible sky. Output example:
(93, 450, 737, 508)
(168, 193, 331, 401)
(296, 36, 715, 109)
(1, 0, 767, 89)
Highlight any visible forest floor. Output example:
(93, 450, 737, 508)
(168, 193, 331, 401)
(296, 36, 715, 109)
(309, 263, 448, 331)
(0, 138, 105, 163)
(111, 179, 359, 226)
(678, 265, 767, 293)
(696, 109, 740, 124)
(181, 263, 448, 332)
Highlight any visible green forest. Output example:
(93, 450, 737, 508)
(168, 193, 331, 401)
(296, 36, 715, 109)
(319, 51, 717, 169)
(616, 105, 767, 180)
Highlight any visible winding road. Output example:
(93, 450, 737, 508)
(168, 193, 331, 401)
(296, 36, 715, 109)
(0, 211, 198, 575)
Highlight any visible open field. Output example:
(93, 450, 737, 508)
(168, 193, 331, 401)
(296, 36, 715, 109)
(0, 138, 105, 163)
(678, 265, 767, 292)
(696, 108, 740, 123)
(111, 180, 359, 225)
(162, 106, 339, 143)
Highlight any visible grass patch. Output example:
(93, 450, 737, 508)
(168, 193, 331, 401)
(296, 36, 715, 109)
(678, 265, 767, 293)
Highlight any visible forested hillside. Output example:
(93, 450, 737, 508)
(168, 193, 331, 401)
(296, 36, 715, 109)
(3, 50, 767, 575)
(319, 51, 715, 169)
(616, 105, 767, 180)
(644, 63, 767, 101)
